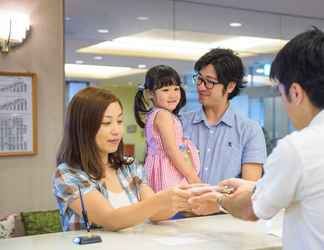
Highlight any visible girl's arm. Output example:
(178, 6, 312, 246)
(154, 110, 201, 183)
(69, 186, 190, 231)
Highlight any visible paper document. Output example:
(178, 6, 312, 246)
(154, 233, 208, 246)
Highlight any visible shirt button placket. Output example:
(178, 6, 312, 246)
(204, 131, 212, 178)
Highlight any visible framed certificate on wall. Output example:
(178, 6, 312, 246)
(0, 72, 37, 156)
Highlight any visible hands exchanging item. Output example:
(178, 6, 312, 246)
(166, 182, 235, 216)
(186, 183, 235, 215)
(186, 179, 256, 217)
(164, 178, 254, 217)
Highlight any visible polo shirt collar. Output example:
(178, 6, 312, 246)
(192, 105, 234, 127)
(221, 105, 234, 127)
(192, 108, 205, 124)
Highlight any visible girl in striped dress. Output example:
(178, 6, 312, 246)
(134, 65, 201, 192)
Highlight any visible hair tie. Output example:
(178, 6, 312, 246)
(138, 84, 145, 91)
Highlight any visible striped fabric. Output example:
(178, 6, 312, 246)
(144, 108, 200, 192)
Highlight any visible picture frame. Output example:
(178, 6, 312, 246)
(0, 72, 37, 156)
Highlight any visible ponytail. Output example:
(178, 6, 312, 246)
(134, 88, 151, 128)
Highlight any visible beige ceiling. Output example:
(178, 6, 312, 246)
(65, 0, 324, 82)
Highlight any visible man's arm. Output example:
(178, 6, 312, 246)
(241, 163, 263, 181)
(241, 122, 267, 181)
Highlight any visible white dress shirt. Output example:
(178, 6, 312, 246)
(252, 110, 324, 250)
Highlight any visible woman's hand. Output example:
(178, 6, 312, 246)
(188, 191, 223, 215)
(160, 186, 192, 212)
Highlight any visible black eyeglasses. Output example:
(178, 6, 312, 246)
(193, 73, 220, 89)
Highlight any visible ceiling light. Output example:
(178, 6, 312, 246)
(229, 22, 242, 27)
(93, 56, 103, 60)
(75, 60, 84, 64)
(65, 17, 71, 21)
(255, 68, 264, 74)
(78, 31, 288, 60)
(210, 36, 287, 53)
(97, 29, 109, 34)
(65, 64, 146, 79)
(136, 16, 149, 21)
(138, 64, 146, 69)
(79, 37, 211, 61)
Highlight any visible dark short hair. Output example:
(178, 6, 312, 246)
(56, 87, 128, 180)
(270, 27, 324, 109)
(134, 65, 186, 128)
(194, 48, 245, 99)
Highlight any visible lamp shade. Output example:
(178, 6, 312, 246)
(0, 11, 30, 44)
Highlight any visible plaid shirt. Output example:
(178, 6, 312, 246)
(52, 162, 146, 231)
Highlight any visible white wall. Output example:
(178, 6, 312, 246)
(0, 0, 64, 213)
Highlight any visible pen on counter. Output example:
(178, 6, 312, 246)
(77, 184, 90, 233)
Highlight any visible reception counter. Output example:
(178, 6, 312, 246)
(1, 214, 282, 250)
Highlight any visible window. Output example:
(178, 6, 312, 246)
(65, 81, 89, 105)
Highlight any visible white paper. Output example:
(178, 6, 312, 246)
(264, 219, 282, 238)
(154, 233, 207, 246)
(0, 76, 34, 153)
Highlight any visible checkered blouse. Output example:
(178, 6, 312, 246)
(52, 162, 146, 231)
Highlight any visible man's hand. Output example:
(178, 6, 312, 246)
(218, 178, 258, 221)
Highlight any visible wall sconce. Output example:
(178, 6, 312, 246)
(0, 11, 31, 53)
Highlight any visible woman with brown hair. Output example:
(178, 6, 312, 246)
(53, 87, 191, 231)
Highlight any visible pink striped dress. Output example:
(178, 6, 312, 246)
(144, 108, 200, 192)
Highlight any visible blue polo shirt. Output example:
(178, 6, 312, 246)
(180, 105, 266, 185)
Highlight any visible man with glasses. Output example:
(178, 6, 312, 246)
(180, 49, 266, 207)
(188, 28, 324, 250)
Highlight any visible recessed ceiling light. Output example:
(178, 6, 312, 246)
(138, 64, 146, 69)
(97, 29, 109, 34)
(136, 16, 149, 21)
(65, 17, 71, 21)
(93, 56, 103, 60)
(229, 22, 242, 27)
(75, 60, 84, 64)
(65, 64, 143, 79)
(78, 34, 288, 60)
